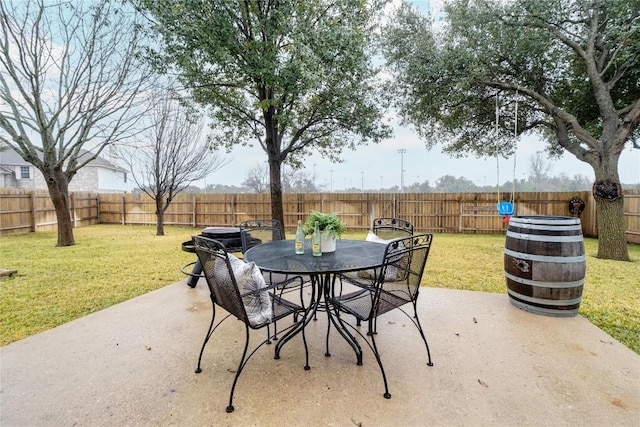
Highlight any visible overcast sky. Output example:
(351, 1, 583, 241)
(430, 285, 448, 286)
(194, 0, 640, 191)
(197, 128, 639, 191)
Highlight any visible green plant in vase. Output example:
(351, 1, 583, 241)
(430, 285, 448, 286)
(302, 211, 346, 238)
(303, 211, 346, 253)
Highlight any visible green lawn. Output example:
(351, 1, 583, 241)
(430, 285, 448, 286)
(1, 225, 638, 354)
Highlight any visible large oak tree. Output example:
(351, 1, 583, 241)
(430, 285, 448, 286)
(0, 0, 154, 246)
(383, 0, 639, 260)
(133, 0, 392, 235)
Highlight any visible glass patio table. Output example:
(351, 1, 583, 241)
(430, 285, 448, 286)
(244, 239, 387, 360)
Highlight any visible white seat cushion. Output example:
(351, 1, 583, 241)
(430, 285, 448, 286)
(357, 231, 400, 281)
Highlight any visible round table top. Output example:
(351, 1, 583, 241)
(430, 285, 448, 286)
(244, 239, 386, 275)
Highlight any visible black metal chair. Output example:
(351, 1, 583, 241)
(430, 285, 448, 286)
(328, 233, 434, 399)
(372, 217, 414, 240)
(238, 219, 283, 253)
(342, 217, 415, 328)
(192, 235, 309, 413)
(239, 219, 311, 304)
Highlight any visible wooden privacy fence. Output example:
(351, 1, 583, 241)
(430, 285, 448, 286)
(1, 189, 639, 243)
(0, 189, 99, 235)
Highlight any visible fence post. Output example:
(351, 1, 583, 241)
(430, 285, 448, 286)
(96, 195, 101, 224)
(30, 191, 36, 232)
(231, 194, 236, 225)
(192, 195, 196, 227)
(369, 199, 375, 227)
(70, 192, 76, 228)
(393, 193, 398, 218)
(121, 196, 125, 225)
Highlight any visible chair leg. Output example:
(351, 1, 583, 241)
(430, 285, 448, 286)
(226, 325, 251, 413)
(195, 300, 216, 374)
(331, 307, 388, 397)
(412, 301, 433, 366)
(301, 311, 310, 371)
(369, 331, 391, 399)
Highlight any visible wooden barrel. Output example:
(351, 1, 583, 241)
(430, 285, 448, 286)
(504, 216, 585, 317)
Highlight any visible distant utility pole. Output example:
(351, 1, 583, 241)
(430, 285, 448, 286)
(398, 149, 406, 192)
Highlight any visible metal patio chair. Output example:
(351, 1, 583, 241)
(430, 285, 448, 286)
(328, 233, 434, 399)
(193, 235, 309, 413)
(239, 219, 312, 312)
(238, 219, 283, 253)
(343, 217, 415, 327)
(372, 217, 414, 240)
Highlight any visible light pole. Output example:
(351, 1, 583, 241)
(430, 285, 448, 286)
(361, 171, 364, 192)
(398, 149, 406, 192)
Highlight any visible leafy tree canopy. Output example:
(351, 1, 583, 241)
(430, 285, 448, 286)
(133, 0, 392, 167)
(132, 0, 393, 235)
(382, 0, 639, 260)
(383, 0, 639, 165)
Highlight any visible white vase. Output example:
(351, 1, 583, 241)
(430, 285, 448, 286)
(321, 234, 336, 253)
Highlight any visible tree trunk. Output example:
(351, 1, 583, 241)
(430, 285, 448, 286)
(44, 170, 75, 247)
(594, 193, 629, 261)
(268, 158, 286, 239)
(587, 140, 630, 261)
(264, 104, 286, 239)
(155, 198, 165, 236)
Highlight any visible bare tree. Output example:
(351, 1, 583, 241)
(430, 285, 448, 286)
(243, 163, 316, 194)
(528, 152, 552, 185)
(242, 163, 269, 194)
(119, 90, 227, 235)
(281, 165, 316, 193)
(0, 0, 154, 246)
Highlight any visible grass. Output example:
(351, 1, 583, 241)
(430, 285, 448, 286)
(0, 225, 195, 345)
(1, 225, 639, 355)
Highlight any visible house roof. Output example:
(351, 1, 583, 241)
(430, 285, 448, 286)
(0, 147, 127, 173)
(0, 148, 28, 165)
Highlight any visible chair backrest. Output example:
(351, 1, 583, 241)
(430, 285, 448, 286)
(373, 218, 414, 240)
(193, 235, 248, 322)
(378, 233, 433, 304)
(239, 219, 283, 253)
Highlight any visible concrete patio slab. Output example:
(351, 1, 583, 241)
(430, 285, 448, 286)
(1, 280, 638, 426)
